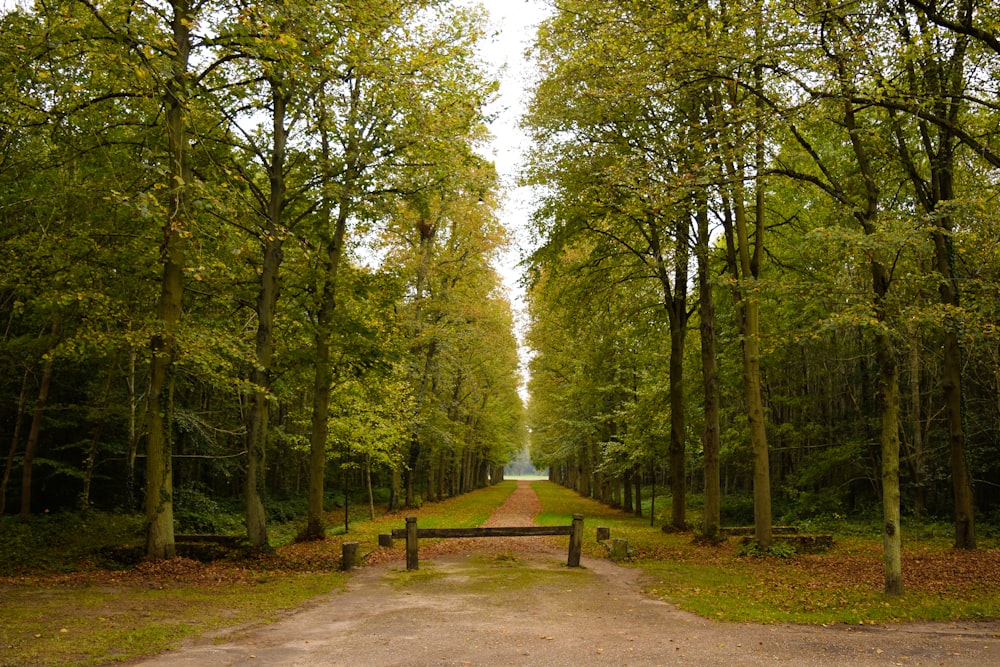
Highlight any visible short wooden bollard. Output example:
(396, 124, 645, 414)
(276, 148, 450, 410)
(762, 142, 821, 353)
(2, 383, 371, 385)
(405, 516, 419, 571)
(568, 514, 584, 567)
(342, 541, 359, 571)
(596, 526, 610, 542)
(378, 533, 393, 548)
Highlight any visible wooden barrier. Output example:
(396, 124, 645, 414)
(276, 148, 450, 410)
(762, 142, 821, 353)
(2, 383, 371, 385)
(391, 514, 585, 570)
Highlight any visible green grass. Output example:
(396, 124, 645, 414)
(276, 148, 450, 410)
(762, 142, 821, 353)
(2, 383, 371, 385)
(530, 480, 1000, 625)
(0, 573, 346, 666)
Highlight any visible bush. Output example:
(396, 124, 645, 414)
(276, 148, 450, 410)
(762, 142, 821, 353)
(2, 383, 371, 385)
(173, 484, 242, 534)
(719, 494, 755, 526)
(736, 539, 796, 559)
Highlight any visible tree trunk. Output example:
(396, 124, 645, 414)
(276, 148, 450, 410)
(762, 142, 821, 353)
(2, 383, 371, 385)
(81, 369, 115, 509)
(876, 328, 903, 595)
(20, 322, 58, 520)
(389, 467, 402, 512)
(891, 3, 975, 548)
(245, 74, 291, 552)
(365, 455, 375, 520)
(304, 90, 357, 539)
(714, 72, 772, 548)
(633, 470, 642, 518)
(0, 367, 31, 516)
(304, 201, 347, 539)
(623, 470, 633, 513)
(933, 197, 975, 549)
(125, 347, 140, 510)
(846, 93, 903, 594)
(648, 211, 690, 531)
(722, 185, 772, 548)
(145, 0, 195, 561)
(696, 199, 722, 541)
(907, 333, 926, 519)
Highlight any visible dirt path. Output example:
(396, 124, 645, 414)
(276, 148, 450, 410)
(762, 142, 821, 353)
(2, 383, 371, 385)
(128, 482, 1000, 666)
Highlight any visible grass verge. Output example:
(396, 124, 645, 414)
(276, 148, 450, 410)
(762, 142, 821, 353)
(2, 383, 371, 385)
(530, 480, 1000, 625)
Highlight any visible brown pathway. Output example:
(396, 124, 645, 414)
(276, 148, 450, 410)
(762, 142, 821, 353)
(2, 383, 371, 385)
(127, 481, 1000, 666)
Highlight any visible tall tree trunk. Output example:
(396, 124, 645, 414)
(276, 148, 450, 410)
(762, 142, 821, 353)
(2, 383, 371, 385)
(933, 181, 976, 549)
(125, 346, 140, 510)
(876, 328, 903, 595)
(245, 75, 291, 552)
(365, 455, 375, 520)
(892, 0, 975, 548)
(713, 67, 772, 548)
(696, 199, 722, 541)
(389, 468, 402, 512)
(846, 94, 904, 594)
(404, 207, 439, 508)
(304, 79, 360, 539)
(145, 0, 194, 561)
(304, 200, 348, 539)
(0, 367, 31, 515)
(20, 320, 58, 520)
(633, 470, 642, 517)
(907, 332, 926, 519)
(623, 470, 633, 513)
(649, 212, 690, 531)
(722, 185, 772, 548)
(81, 368, 115, 509)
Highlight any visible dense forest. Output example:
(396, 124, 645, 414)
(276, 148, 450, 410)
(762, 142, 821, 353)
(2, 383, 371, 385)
(0, 0, 523, 556)
(522, 0, 1000, 593)
(3, 0, 1000, 599)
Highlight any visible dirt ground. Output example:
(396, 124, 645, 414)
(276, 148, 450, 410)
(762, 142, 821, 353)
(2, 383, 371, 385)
(126, 482, 1000, 667)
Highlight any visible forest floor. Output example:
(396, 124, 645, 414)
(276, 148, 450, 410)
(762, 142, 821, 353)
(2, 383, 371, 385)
(120, 481, 1000, 667)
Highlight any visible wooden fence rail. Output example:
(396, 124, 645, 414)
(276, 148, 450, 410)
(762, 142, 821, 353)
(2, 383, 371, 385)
(390, 514, 584, 570)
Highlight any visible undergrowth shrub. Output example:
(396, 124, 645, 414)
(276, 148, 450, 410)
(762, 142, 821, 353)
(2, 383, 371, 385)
(173, 484, 242, 534)
(736, 539, 796, 559)
(0, 511, 144, 575)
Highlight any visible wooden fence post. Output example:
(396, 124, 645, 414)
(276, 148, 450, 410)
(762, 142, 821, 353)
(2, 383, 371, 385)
(406, 516, 419, 570)
(568, 514, 583, 567)
(342, 541, 359, 570)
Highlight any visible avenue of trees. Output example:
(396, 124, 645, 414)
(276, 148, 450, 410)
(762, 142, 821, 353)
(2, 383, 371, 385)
(523, 0, 1000, 594)
(0, 0, 523, 558)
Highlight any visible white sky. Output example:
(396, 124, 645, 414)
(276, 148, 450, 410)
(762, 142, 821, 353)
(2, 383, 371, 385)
(464, 0, 552, 395)
(459, 1, 550, 283)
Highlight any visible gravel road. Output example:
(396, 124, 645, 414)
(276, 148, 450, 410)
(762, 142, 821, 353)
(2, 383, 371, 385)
(127, 482, 1000, 667)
